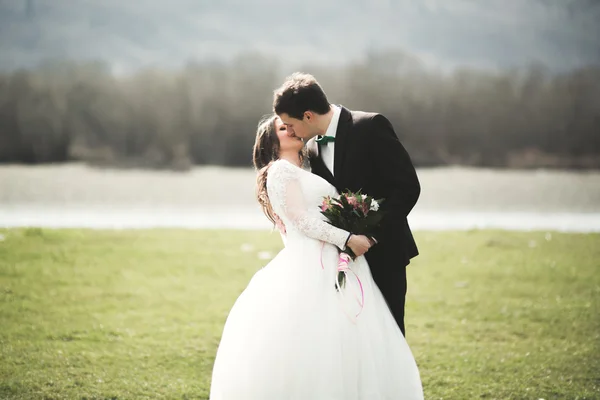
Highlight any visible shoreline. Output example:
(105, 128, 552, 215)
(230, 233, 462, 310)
(2, 207, 599, 232)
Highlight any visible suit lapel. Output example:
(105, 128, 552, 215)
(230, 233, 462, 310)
(309, 152, 336, 187)
(333, 106, 352, 179)
(307, 137, 336, 187)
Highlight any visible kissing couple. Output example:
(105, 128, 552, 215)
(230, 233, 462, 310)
(210, 72, 424, 400)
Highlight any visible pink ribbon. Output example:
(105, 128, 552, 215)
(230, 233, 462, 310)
(320, 242, 365, 322)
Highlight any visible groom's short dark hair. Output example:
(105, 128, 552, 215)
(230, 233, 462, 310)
(273, 72, 330, 120)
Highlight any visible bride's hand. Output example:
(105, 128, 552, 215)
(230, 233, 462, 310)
(347, 234, 371, 257)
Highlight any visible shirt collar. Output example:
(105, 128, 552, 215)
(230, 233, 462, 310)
(323, 104, 341, 139)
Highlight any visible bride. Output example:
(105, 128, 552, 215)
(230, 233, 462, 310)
(209, 115, 424, 400)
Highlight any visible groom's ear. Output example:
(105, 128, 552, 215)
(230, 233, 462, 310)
(304, 111, 313, 121)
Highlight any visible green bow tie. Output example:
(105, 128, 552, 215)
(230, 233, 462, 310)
(315, 135, 335, 144)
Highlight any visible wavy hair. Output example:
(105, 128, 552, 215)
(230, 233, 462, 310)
(252, 114, 305, 226)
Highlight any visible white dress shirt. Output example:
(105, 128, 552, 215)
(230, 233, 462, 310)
(319, 105, 341, 175)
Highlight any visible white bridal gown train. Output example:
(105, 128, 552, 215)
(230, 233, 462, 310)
(210, 159, 424, 400)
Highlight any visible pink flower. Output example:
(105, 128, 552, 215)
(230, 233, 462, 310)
(321, 197, 332, 212)
(347, 196, 358, 209)
(361, 203, 370, 214)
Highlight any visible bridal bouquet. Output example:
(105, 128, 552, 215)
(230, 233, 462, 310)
(320, 190, 385, 289)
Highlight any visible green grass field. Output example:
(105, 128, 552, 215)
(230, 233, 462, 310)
(0, 228, 599, 399)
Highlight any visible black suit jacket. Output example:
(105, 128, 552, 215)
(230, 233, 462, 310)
(309, 106, 420, 269)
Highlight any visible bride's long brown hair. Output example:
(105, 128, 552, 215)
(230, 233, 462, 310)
(252, 114, 305, 226)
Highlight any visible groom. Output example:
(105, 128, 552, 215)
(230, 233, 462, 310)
(273, 73, 420, 336)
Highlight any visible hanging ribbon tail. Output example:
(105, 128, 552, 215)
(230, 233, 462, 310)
(320, 241, 326, 270)
(335, 253, 365, 320)
(320, 243, 365, 323)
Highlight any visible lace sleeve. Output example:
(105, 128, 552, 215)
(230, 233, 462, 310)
(267, 160, 350, 249)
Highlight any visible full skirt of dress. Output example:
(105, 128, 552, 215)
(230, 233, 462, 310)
(209, 237, 424, 400)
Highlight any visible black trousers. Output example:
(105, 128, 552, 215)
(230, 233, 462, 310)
(366, 249, 409, 336)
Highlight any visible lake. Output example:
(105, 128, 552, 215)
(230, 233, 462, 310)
(1, 164, 599, 232)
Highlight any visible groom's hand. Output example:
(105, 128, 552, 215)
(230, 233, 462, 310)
(347, 234, 372, 257)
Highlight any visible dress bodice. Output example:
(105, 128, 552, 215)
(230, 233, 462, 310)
(266, 159, 349, 249)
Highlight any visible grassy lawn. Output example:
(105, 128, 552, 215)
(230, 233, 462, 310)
(0, 228, 598, 399)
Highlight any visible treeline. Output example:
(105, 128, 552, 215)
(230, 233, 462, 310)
(1, 51, 599, 170)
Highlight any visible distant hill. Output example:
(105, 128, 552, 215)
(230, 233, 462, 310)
(0, 0, 599, 73)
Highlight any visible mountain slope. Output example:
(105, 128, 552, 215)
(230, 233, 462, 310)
(0, 0, 599, 73)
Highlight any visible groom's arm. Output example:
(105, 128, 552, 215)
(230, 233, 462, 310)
(367, 114, 420, 243)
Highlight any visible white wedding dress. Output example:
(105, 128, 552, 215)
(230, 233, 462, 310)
(210, 159, 424, 400)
